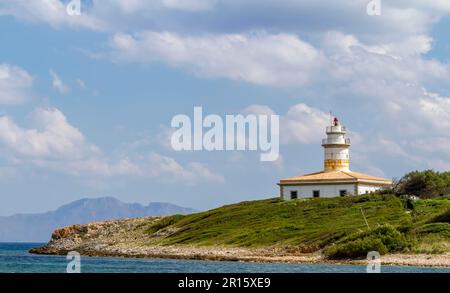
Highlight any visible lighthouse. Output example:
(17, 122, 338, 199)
(322, 117, 350, 172)
(278, 117, 391, 199)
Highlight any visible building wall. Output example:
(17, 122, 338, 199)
(357, 184, 385, 195)
(281, 183, 389, 199)
(281, 184, 355, 199)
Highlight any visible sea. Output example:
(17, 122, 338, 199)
(0, 243, 449, 273)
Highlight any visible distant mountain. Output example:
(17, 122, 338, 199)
(0, 197, 196, 242)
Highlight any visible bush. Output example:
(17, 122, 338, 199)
(430, 209, 450, 223)
(394, 170, 450, 199)
(325, 238, 388, 259)
(416, 223, 450, 238)
(324, 224, 411, 259)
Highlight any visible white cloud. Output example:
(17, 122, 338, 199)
(321, 32, 449, 88)
(418, 91, 450, 131)
(0, 0, 105, 30)
(109, 31, 323, 87)
(44, 153, 225, 185)
(105, 29, 449, 92)
(148, 153, 225, 184)
(0, 107, 223, 184)
(0, 63, 33, 104)
(50, 69, 70, 94)
(245, 103, 330, 145)
(281, 104, 330, 144)
(2, 1, 449, 40)
(322, 31, 433, 57)
(0, 108, 95, 159)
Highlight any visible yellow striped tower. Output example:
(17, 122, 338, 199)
(322, 117, 351, 172)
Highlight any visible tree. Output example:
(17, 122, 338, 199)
(394, 170, 450, 198)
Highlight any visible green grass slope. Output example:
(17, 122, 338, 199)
(145, 194, 450, 258)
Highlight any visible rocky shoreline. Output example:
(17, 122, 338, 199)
(30, 217, 450, 268)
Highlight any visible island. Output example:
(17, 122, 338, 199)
(31, 192, 450, 267)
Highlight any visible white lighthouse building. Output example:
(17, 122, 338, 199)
(278, 117, 391, 199)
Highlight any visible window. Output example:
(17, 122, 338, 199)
(340, 190, 347, 197)
(313, 190, 320, 198)
(290, 191, 298, 199)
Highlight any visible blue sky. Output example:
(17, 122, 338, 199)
(0, 0, 450, 215)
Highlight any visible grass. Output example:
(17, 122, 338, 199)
(144, 194, 450, 258)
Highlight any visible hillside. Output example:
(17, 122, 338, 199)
(0, 197, 196, 242)
(145, 194, 450, 255)
(31, 194, 450, 264)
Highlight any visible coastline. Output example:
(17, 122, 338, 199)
(29, 217, 450, 268)
(30, 244, 450, 268)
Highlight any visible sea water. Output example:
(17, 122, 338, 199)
(0, 243, 449, 273)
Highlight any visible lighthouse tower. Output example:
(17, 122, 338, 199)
(322, 117, 350, 172)
(278, 116, 392, 200)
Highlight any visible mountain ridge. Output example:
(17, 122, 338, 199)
(0, 197, 196, 242)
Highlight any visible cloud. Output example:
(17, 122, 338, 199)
(148, 153, 225, 184)
(322, 33, 448, 87)
(37, 152, 225, 185)
(0, 0, 216, 32)
(0, 0, 105, 30)
(244, 103, 330, 145)
(418, 91, 450, 131)
(105, 28, 449, 91)
(281, 104, 330, 144)
(0, 108, 95, 159)
(109, 31, 323, 87)
(50, 69, 70, 94)
(0, 107, 223, 184)
(2, 1, 449, 40)
(0, 63, 33, 104)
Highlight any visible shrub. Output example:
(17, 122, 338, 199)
(416, 223, 450, 238)
(325, 238, 388, 259)
(429, 209, 450, 223)
(324, 224, 411, 259)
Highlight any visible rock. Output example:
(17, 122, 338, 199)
(51, 224, 88, 240)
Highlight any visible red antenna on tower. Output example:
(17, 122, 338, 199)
(333, 117, 339, 126)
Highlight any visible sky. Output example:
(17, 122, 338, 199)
(0, 0, 450, 215)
